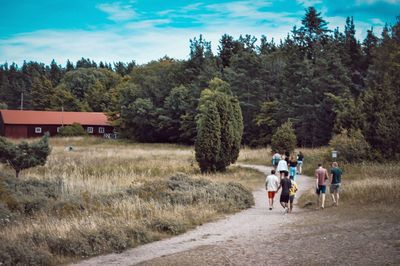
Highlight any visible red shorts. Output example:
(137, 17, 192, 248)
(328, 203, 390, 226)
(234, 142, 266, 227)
(268, 191, 276, 199)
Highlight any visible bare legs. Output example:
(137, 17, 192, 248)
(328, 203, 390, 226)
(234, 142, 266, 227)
(331, 192, 339, 206)
(316, 193, 326, 209)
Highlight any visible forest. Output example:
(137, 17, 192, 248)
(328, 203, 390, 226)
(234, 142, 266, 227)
(0, 8, 399, 158)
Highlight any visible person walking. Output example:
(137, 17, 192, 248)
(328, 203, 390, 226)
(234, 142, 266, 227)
(330, 162, 343, 207)
(315, 163, 329, 209)
(288, 179, 298, 213)
(271, 152, 281, 170)
(265, 169, 280, 210)
(289, 155, 298, 181)
(276, 155, 289, 179)
(297, 151, 304, 174)
(277, 171, 291, 214)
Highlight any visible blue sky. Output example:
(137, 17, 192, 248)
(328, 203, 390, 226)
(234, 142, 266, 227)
(0, 0, 398, 65)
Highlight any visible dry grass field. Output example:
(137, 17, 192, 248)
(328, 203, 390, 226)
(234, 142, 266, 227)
(0, 137, 264, 265)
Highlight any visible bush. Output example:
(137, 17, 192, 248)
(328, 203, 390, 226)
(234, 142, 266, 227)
(195, 78, 243, 173)
(58, 123, 87, 137)
(0, 134, 51, 178)
(271, 120, 297, 154)
(329, 129, 370, 163)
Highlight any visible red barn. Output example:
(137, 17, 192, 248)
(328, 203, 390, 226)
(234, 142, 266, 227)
(0, 110, 115, 138)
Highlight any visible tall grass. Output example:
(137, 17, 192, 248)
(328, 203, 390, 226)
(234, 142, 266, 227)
(297, 147, 400, 207)
(0, 137, 263, 265)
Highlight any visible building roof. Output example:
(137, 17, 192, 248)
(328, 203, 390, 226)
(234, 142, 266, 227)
(0, 110, 111, 126)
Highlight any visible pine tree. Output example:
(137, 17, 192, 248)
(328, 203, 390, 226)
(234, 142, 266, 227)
(362, 18, 400, 158)
(195, 89, 221, 173)
(271, 121, 297, 154)
(195, 78, 243, 172)
(0, 134, 51, 178)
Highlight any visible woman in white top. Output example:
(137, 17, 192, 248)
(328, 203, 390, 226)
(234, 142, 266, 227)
(276, 155, 289, 179)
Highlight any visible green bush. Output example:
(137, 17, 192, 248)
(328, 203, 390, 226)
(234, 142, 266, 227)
(0, 134, 51, 178)
(58, 123, 87, 136)
(195, 78, 243, 173)
(329, 129, 371, 163)
(271, 120, 297, 154)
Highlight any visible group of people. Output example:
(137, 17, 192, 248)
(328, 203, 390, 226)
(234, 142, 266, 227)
(314, 162, 342, 209)
(265, 151, 304, 214)
(265, 150, 343, 213)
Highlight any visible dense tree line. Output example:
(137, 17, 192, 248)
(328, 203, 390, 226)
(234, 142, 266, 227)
(0, 8, 399, 158)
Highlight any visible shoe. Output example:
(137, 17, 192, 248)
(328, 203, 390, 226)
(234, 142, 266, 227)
(321, 206, 324, 210)
(269, 207, 272, 210)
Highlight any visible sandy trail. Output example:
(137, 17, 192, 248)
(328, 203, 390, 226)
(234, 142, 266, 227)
(73, 164, 313, 266)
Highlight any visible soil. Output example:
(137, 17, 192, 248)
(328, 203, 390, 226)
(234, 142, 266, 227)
(73, 165, 400, 266)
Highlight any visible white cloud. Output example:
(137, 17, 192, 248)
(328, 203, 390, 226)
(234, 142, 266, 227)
(125, 19, 171, 30)
(355, 0, 400, 4)
(97, 2, 136, 22)
(371, 18, 384, 25)
(296, 0, 322, 7)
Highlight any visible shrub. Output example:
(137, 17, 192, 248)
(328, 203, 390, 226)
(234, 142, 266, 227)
(329, 129, 370, 163)
(58, 123, 87, 137)
(195, 78, 243, 173)
(271, 120, 297, 154)
(0, 134, 51, 178)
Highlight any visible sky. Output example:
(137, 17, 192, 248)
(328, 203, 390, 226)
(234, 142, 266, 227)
(0, 0, 398, 66)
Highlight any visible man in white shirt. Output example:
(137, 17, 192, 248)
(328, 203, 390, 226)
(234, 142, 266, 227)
(265, 169, 280, 210)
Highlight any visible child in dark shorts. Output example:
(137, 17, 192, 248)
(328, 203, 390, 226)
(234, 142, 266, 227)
(277, 171, 291, 213)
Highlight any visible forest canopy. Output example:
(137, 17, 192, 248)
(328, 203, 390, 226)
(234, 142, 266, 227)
(0, 8, 399, 158)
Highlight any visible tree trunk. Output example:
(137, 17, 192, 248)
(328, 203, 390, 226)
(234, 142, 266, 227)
(15, 170, 20, 178)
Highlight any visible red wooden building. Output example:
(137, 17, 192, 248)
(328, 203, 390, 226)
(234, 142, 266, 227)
(0, 110, 115, 138)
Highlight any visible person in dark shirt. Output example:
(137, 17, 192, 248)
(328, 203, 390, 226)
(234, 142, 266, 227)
(330, 162, 343, 207)
(297, 151, 304, 174)
(277, 171, 292, 213)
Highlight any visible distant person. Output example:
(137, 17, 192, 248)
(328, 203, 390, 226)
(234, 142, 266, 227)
(265, 169, 280, 210)
(276, 155, 289, 179)
(289, 155, 298, 181)
(288, 179, 298, 213)
(271, 152, 281, 169)
(284, 151, 290, 164)
(330, 162, 343, 207)
(297, 151, 304, 174)
(277, 171, 291, 214)
(315, 163, 329, 209)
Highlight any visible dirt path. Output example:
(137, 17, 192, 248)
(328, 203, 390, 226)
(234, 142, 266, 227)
(73, 165, 313, 266)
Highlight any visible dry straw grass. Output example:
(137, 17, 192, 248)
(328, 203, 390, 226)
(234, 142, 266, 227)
(297, 147, 400, 208)
(0, 137, 263, 265)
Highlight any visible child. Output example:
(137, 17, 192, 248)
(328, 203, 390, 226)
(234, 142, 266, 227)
(288, 179, 298, 213)
(277, 171, 291, 213)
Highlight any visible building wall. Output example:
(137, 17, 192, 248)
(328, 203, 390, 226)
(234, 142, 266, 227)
(4, 125, 28, 138)
(26, 125, 115, 138)
(0, 114, 4, 136)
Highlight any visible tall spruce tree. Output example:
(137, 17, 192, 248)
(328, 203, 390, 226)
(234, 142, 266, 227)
(195, 78, 243, 173)
(362, 18, 400, 158)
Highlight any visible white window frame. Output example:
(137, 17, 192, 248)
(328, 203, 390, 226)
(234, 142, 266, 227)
(87, 127, 94, 134)
(35, 127, 42, 133)
(98, 127, 105, 134)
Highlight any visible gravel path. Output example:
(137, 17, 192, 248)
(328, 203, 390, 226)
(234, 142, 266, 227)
(73, 165, 313, 266)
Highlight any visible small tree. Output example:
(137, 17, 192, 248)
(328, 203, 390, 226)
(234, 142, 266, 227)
(329, 129, 370, 163)
(195, 89, 221, 173)
(0, 134, 51, 178)
(195, 78, 243, 173)
(271, 121, 297, 154)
